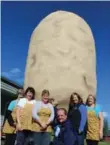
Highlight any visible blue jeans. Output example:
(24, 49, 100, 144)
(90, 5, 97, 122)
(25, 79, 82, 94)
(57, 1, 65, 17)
(75, 133, 84, 145)
(16, 130, 34, 145)
(33, 132, 51, 145)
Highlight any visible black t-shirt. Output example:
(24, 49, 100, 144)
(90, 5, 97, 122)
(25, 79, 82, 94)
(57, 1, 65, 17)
(68, 104, 81, 132)
(2, 101, 10, 126)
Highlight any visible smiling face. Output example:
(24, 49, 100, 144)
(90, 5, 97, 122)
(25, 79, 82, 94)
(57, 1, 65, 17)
(87, 95, 95, 106)
(26, 91, 34, 100)
(41, 90, 50, 104)
(70, 92, 83, 105)
(42, 93, 49, 104)
(57, 109, 67, 123)
(72, 94, 79, 104)
(25, 87, 35, 101)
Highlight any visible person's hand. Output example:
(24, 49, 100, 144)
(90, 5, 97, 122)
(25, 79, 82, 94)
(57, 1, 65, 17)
(16, 123, 22, 131)
(12, 123, 16, 128)
(42, 122, 47, 129)
(9, 122, 16, 128)
(41, 123, 47, 130)
(78, 129, 83, 135)
(99, 130, 103, 139)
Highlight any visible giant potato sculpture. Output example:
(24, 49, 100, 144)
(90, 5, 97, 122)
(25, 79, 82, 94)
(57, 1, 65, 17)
(24, 11, 97, 107)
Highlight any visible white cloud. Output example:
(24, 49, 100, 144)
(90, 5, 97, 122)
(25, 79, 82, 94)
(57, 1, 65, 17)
(10, 68, 21, 74)
(2, 68, 21, 78)
(2, 68, 24, 85)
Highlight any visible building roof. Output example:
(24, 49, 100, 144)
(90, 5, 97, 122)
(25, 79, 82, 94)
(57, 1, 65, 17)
(1, 76, 23, 94)
(1, 76, 23, 89)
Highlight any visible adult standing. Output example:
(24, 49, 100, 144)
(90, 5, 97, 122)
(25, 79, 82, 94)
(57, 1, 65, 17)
(16, 87, 36, 145)
(2, 88, 24, 145)
(32, 89, 54, 145)
(68, 92, 87, 145)
(86, 94, 104, 145)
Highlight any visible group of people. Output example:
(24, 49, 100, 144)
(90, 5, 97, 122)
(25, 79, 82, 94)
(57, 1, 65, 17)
(2, 87, 104, 145)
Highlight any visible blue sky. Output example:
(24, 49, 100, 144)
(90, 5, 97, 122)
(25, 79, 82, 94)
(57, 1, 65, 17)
(1, 1, 110, 119)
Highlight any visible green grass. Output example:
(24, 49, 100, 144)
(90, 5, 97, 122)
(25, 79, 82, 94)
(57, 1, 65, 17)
(99, 142, 110, 145)
(84, 140, 110, 145)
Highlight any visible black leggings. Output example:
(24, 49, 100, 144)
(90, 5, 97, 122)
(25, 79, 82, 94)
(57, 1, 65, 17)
(4, 133, 16, 145)
(86, 140, 99, 145)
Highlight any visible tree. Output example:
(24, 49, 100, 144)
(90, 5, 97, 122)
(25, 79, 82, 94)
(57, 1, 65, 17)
(103, 118, 109, 136)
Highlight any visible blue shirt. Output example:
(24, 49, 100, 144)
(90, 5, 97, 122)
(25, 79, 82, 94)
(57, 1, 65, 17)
(87, 104, 102, 117)
(79, 104, 87, 132)
(8, 100, 17, 111)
